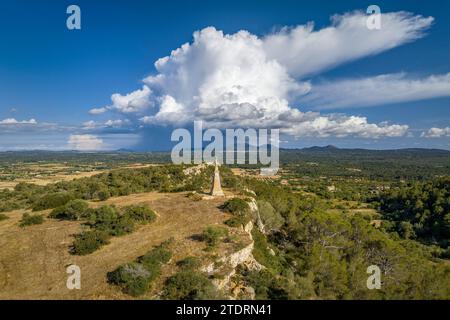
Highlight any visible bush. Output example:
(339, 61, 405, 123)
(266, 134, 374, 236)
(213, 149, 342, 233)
(19, 213, 44, 227)
(163, 271, 220, 300)
(398, 221, 416, 239)
(88, 205, 119, 230)
(123, 205, 157, 224)
(49, 199, 90, 220)
(32, 192, 75, 211)
(108, 241, 173, 296)
(71, 230, 110, 255)
(0, 201, 20, 213)
(89, 206, 136, 236)
(177, 256, 201, 271)
(201, 225, 228, 248)
(0, 213, 8, 221)
(251, 229, 282, 272)
(108, 215, 136, 236)
(222, 198, 250, 214)
(139, 245, 172, 276)
(222, 198, 251, 227)
(107, 263, 151, 296)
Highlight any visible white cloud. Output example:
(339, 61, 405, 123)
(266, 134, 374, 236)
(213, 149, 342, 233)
(277, 111, 408, 138)
(82, 119, 129, 130)
(89, 86, 152, 115)
(82, 120, 98, 129)
(89, 107, 107, 115)
(302, 73, 450, 110)
(68, 134, 104, 150)
(421, 127, 450, 138)
(138, 25, 410, 138)
(0, 118, 37, 124)
(91, 11, 437, 139)
(110, 85, 152, 113)
(105, 119, 128, 127)
(263, 11, 433, 78)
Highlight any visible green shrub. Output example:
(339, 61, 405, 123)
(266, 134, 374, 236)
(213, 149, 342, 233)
(224, 217, 242, 228)
(163, 271, 220, 300)
(139, 245, 172, 277)
(95, 188, 111, 201)
(201, 225, 228, 248)
(0, 201, 20, 213)
(32, 192, 75, 211)
(108, 215, 135, 236)
(19, 213, 44, 227)
(177, 256, 201, 271)
(90, 205, 136, 236)
(0, 213, 8, 221)
(88, 205, 119, 230)
(108, 242, 173, 296)
(49, 199, 90, 220)
(222, 198, 251, 227)
(71, 230, 110, 255)
(123, 205, 157, 224)
(222, 198, 250, 214)
(251, 229, 282, 272)
(107, 263, 151, 296)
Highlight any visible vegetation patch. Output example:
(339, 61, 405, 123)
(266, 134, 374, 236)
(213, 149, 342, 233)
(71, 230, 111, 255)
(162, 271, 221, 300)
(108, 241, 173, 296)
(32, 192, 74, 211)
(222, 198, 252, 227)
(19, 213, 44, 227)
(251, 228, 283, 273)
(176, 256, 201, 271)
(49, 199, 89, 220)
(201, 225, 229, 249)
(123, 205, 157, 224)
(61, 204, 158, 255)
(375, 177, 450, 248)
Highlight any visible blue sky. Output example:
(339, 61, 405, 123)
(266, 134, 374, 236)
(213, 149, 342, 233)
(0, 0, 449, 150)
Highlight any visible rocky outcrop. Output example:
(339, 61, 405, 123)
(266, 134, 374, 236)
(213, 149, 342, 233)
(248, 198, 266, 234)
(201, 219, 264, 299)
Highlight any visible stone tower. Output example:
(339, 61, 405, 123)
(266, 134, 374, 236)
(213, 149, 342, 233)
(210, 159, 225, 196)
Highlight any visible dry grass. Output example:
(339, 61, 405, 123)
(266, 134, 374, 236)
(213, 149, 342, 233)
(0, 191, 247, 300)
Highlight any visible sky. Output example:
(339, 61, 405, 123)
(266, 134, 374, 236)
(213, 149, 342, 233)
(0, 0, 449, 151)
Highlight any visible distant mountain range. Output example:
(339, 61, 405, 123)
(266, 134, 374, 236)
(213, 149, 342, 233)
(1, 145, 450, 154)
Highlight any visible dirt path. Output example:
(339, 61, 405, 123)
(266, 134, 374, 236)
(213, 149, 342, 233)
(0, 192, 232, 299)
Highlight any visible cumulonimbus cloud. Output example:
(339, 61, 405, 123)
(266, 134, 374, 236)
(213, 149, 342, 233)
(89, 11, 441, 139)
(302, 73, 450, 110)
(263, 11, 433, 78)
